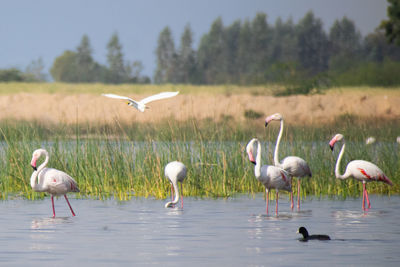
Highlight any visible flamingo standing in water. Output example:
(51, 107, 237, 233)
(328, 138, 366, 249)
(329, 134, 393, 211)
(30, 148, 79, 217)
(265, 113, 312, 210)
(246, 138, 292, 215)
(164, 161, 187, 208)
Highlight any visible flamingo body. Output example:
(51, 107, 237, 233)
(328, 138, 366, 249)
(329, 134, 392, 211)
(279, 156, 312, 179)
(30, 148, 79, 217)
(164, 161, 187, 208)
(246, 138, 291, 214)
(342, 160, 392, 185)
(265, 113, 311, 209)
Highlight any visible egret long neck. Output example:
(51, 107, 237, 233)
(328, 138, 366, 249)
(30, 153, 49, 191)
(335, 143, 347, 179)
(254, 141, 262, 178)
(274, 119, 284, 166)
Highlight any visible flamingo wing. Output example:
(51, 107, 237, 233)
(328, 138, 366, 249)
(139, 91, 179, 105)
(40, 168, 80, 194)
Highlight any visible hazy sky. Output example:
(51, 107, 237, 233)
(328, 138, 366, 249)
(0, 0, 388, 79)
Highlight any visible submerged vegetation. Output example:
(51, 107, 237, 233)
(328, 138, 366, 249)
(0, 114, 398, 201)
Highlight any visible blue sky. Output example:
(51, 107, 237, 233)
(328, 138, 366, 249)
(0, 0, 388, 79)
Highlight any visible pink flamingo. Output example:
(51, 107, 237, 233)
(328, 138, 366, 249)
(246, 138, 292, 215)
(164, 161, 187, 208)
(329, 134, 393, 211)
(265, 113, 312, 210)
(30, 148, 79, 217)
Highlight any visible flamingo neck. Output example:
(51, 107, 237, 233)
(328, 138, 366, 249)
(335, 143, 348, 179)
(30, 153, 49, 191)
(274, 119, 283, 167)
(165, 180, 180, 208)
(254, 140, 262, 178)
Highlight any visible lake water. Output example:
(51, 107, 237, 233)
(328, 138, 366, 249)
(0, 195, 399, 266)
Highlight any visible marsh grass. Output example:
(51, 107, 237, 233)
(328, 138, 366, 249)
(0, 114, 398, 201)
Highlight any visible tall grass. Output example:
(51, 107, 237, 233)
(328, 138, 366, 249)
(0, 115, 398, 201)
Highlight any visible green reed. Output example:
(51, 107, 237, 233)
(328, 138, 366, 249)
(0, 115, 398, 201)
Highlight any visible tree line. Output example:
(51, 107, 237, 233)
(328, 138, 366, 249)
(1, 4, 400, 87)
(155, 11, 400, 87)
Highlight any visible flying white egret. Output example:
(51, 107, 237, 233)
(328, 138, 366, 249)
(101, 91, 179, 112)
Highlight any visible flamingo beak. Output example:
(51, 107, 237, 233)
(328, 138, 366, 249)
(329, 139, 336, 151)
(31, 158, 37, 170)
(248, 152, 256, 165)
(265, 121, 268, 127)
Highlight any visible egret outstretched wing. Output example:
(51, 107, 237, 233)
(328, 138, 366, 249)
(140, 91, 179, 105)
(101, 93, 138, 104)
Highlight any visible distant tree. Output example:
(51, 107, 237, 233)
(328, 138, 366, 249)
(380, 0, 400, 46)
(176, 24, 197, 83)
(249, 12, 272, 82)
(296, 11, 329, 75)
(75, 34, 97, 82)
(50, 50, 79, 82)
(0, 68, 27, 82)
(270, 17, 297, 64)
(237, 19, 252, 83)
(223, 20, 241, 83)
(25, 57, 47, 81)
(106, 32, 127, 83)
(364, 29, 400, 62)
(154, 27, 176, 83)
(197, 17, 225, 83)
(329, 17, 362, 72)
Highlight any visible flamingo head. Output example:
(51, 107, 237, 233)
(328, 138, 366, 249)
(329, 134, 344, 151)
(246, 138, 258, 165)
(30, 148, 47, 171)
(265, 113, 283, 127)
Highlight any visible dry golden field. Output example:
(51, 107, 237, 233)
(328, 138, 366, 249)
(0, 83, 399, 125)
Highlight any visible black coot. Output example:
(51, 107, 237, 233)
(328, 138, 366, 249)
(297, 227, 330, 241)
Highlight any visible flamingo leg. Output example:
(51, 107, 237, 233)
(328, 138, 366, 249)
(362, 183, 366, 211)
(51, 195, 56, 218)
(290, 191, 294, 210)
(275, 191, 279, 215)
(180, 182, 184, 209)
(297, 179, 301, 210)
(364, 184, 371, 209)
(64, 195, 76, 216)
(266, 189, 269, 214)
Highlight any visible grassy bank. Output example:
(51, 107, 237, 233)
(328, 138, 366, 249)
(0, 116, 398, 201)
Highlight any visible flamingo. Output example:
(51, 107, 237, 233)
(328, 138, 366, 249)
(329, 134, 393, 211)
(265, 113, 312, 210)
(30, 148, 80, 217)
(246, 138, 292, 215)
(102, 91, 179, 112)
(164, 161, 187, 208)
(396, 136, 400, 144)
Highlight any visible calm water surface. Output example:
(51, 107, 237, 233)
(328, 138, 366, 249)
(0, 195, 399, 266)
